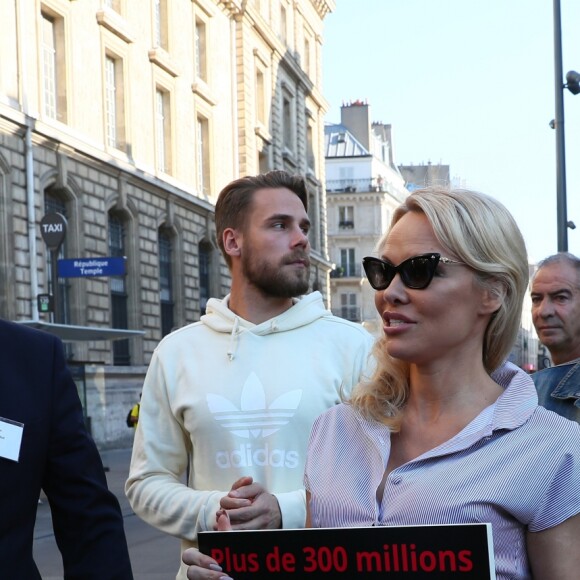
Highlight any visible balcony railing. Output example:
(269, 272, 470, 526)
(326, 177, 384, 193)
(326, 177, 407, 202)
(330, 265, 362, 278)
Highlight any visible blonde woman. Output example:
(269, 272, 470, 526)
(305, 188, 580, 580)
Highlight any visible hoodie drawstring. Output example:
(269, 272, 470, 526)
(227, 316, 240, 361)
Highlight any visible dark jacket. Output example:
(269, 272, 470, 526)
(0, 320, 133, 579)
(532, 359, 580, 423)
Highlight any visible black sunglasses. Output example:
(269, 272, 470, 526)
(362, 253, 464, 290)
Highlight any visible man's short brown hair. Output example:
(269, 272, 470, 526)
(215, 170, 308, 268)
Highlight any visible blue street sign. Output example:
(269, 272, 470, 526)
(58, 257, 126, 278)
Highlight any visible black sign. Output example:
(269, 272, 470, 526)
(198, 524, 495, 579)
(40, 212, 67, 250)
(37, 293, 54, 313)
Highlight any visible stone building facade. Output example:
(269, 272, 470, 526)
(0, 0, 334, 447)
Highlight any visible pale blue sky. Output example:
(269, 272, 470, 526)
(322, 0, 580, 263)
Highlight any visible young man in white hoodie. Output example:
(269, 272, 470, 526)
(126, 170, 374, 580)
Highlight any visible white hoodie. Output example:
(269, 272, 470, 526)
(126, 291, 374, 579)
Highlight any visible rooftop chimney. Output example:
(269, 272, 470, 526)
(340, 100, 371, 151)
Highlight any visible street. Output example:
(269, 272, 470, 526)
(33, 448, 182, 579)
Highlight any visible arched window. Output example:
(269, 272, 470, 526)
(108, 212, 130, 365)
(158, 228, 174, 337)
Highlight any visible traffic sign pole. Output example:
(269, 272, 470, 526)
(40, 213, 67, 323)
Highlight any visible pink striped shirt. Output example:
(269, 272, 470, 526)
(305, 362, 580, 580)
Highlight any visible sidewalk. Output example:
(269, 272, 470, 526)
(34, 447, 181, 579)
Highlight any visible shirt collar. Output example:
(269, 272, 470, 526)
(490, 361, 538, 430)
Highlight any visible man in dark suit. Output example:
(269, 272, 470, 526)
(0, 319, 133, 579)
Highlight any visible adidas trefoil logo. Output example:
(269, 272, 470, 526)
(206, 372, 302, 439)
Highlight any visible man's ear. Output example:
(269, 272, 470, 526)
(223, 228, 242, 259)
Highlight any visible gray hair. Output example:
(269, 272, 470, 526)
(533, 252, 580, 286)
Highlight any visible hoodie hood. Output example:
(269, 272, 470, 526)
(201, 291, 332, 360)
(201, 291, 330, 335)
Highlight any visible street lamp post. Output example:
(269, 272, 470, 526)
(553, 0, 568, 251)
(553, 0, 579, 252)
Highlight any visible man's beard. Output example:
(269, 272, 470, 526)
(242, 251, 310, 298)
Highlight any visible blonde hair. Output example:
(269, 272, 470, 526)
(350, 187, 529, 429)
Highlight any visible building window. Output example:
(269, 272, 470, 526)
(279, 3, 287, 45)
(108, 214, 130, 365)
(306, 124, 315, 171)
(340, 293, 359, 322)
(340, 248, 357, 277)
(158, 229, 174, 337)
(44, 193, 70, 325)
(104, 0, 121, 11)
(255, 68, 265, 125)
(155, 88, 171, 173)
(41, 14, 56, 119)
(303, 35, 311, 76)
(338, 206, 354, 229)
(306, 189, 320, 252)
(195, 18, 207, 82)
(105, 55, 125, 150)
(338, 166, 356, 191)
(258, 148, 270, 173)
(199, 241, 212, 316)
(196, 114, 210, 196)
(41, 12, 66, 122)
(154, 0, 168, 50)
(257, 0, 269, 20)
(282, 94, 293, 151)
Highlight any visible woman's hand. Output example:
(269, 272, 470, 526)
(182, 547, 232, 580)
(182, 510, 233, 579)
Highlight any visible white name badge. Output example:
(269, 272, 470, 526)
(0, 417, 24, 462)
